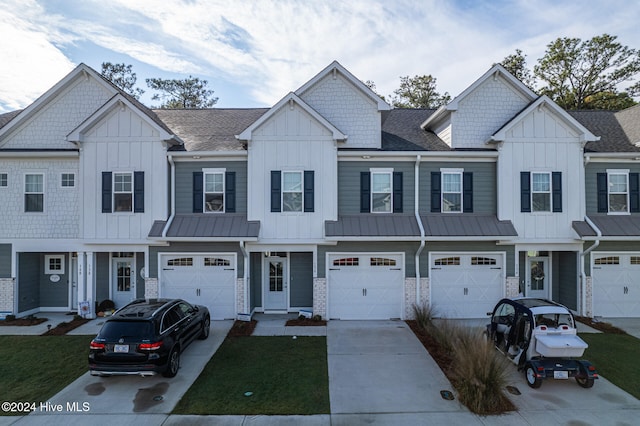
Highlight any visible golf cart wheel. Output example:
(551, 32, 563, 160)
(575, 376, 595, 388)
(525, 364, 542, 389)
(163, 347, 180, 378)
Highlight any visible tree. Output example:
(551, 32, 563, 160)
(498, 49, 536, 89)
(146, 76, 218, 109)
(390, 75, 451, 109)
(362, 80, 386, 101)
(534, 34, 640, 110)
(101, 62, 145, 99)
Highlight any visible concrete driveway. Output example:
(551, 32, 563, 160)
(22, 320, 232, 422)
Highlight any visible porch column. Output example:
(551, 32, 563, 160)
(77, 252, 86, 312)
(86, 252, 95, 319)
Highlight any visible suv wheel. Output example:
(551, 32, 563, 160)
(163, 347, 180, 378)
(199, 316, 210, 340)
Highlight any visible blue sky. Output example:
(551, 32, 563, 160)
(1, 0, 639, 113)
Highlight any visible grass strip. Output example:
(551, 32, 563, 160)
(0, 335, 91, 415)
(173, 336, 329, 415)
(580, 333, 640, 399)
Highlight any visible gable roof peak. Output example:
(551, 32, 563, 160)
(295, 60, 390, 111)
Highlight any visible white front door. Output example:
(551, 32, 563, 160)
(112, 258, 135, 309)
(527, 257, 549, 299)
(264, 257, 287, 311)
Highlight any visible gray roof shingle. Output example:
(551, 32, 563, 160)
(569, 107, 640, 153)
(380, 109, 451, 151)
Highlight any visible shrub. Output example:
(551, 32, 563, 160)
(5, 314, 16, 321)
(448, 327, 513, 414)
(412, 302, 434, 331)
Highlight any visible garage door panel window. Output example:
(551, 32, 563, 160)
(370, 257, 397, 266)
(471, 257, 497, 266)
(333, 257, 359, 266)
(167, 257, 194, 267)
(594, 256, 619, 265)
(205, 257, 231, 266)
(434, 257, 460, 266)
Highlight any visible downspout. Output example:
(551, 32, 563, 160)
(580, 216, 601, 316)
(162, 155, 176, 238)
(239, 241, 249, 315)
(414, 155, 426, 307)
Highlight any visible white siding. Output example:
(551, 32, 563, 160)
(498, 105, 584, 241)
(299, 73, 380, 149)
(80, 105, 168, 240)
(452, 75, 530, 149)
(247, 103, 337, 241)
(1, 78, 112, 150)
(0, 158, 80, 238)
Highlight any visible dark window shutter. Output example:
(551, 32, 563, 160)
(597, 173, 608, 213)
(360, 172, 370, 213)
(193, 171, 203, 213)
(630, 173, 639, 213)
(552, 171, 562, 213)
(304, 170, 314, 212)
(520, 172, 531, 212)
(225, 171, 236, 213)
(102, 172, 112, 213)
(271, 171, 281, 212)
(134, 171, 144, 213)
(463, 172, 473, 213)
(430, 172, 441, 213)
(393, 172, 403, 213)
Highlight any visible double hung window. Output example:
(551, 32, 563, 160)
(204, 171, 225, 212)
(25, 173, 44, 212)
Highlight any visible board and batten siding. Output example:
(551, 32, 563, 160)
(80, 105, 169, 240)
(247, 102, 338, 241)
(497, 104, 585, 241)
(338, 161, 415, 215)
(175, 161, 247, 214)
(584, 162, 640, 214)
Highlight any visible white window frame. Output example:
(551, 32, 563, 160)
(531, 171, 552, 212)
(45, 254, 65, 274)
(370, 168, 393, 213)
(24, 173, 44, 213)
(203, 168, 225, 213)
(441, 168, 463, 213)
(113, 172, 133, 213)
(0, 172, 7, 188)
(282, 170, 303, 212)
(61, 172, 75, 188)
(607, 169, 629, 215)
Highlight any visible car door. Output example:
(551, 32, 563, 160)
(177, 301, 201, 344)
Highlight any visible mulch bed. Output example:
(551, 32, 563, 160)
(227, 320, 257, 337)
(406, 320, 516, 415)
(41, 318, 90, 336)
(576, 316, 627, 334)
(285, 318, 327, 326)
(0, 317, 48, 326)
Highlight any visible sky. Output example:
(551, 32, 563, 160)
(1, 0, 639, 114)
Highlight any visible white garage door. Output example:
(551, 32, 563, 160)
(430, 253, 504, 319)
(160, 254, 236, 320)
(328, 253, 403, 320)
(592, 253, 640, 317)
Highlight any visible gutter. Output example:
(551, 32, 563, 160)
(414, 155, 426, 308)
(580, 216, 601, 317)
(161, 155, 176, 238)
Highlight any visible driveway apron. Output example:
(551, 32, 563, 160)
(327, 320, 466, 415)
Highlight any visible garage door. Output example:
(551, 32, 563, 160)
(592, 253, 640, 317)
(160, 254, 236, 320)
(328, 253, 403, 320)
(430, 253, 504, 319)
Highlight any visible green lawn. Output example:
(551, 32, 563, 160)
(0, 335, 91, 415)
(173, 336, 330, 415)
(580, 333, 640, 399)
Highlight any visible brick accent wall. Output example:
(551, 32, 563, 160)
(236, 278, 245, 315)
(585, 276, 593, 318)
(0, 278, 14, 314)
(313, 277, 327, 319)
(404, 277, 429, 320)
(144, 277, 158, 299)
(506, 276, 520, 297)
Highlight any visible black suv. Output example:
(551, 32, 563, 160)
(89, 298, 210, 378)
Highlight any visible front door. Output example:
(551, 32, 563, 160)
(112, 258, 135, 309)
(527, 257, 549, 299)
(264, 257, 287, 311)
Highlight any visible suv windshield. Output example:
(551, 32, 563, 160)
(99, 321, 153, 340)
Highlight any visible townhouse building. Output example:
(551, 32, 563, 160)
(1, 61, 639, 320)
